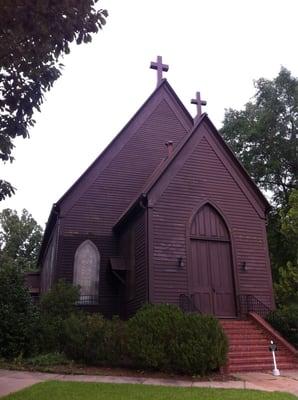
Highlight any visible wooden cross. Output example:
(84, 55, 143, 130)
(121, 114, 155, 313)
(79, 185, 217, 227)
(191, 91, 207, 120)
(150, 56, 169, 86)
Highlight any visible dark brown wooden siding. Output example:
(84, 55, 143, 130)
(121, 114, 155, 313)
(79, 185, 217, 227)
(119, 211, 147, 318)
(151, 128, 273, 310)
(53, 95, 189, 317)
(40, 227, 57, 293)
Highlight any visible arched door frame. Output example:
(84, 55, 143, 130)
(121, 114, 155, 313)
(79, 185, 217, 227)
(185, 199, 240, 315)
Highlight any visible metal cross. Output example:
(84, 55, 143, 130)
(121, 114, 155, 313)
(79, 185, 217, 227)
(191, 91, 207, 119)
(150, 56, 169, 86)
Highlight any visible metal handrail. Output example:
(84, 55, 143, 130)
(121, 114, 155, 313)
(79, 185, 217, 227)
(238, 294, 272, 319)
(179, 294, 201, 313)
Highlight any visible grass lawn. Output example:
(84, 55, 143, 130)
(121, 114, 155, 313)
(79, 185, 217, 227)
(2, 381, 296, 400)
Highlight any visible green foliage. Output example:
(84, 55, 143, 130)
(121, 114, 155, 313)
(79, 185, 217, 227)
(25, 352, 70, 367)
(0, 265, 38, 358)
(64, 313, 127, 366)
(0, 1, 108, 200)
(267, 304, 298, 348)
(274, 262, 298, 306)
(170, 312, 228, 375)
(271, 190, 298, 306)
(221, 67, 297, 207)
(0, 208, 43, 272)
(39, 280, 80, 352)
(221, 68, 298, 307)
(127, 304, 228, 375)
(280, 189, 298, 256)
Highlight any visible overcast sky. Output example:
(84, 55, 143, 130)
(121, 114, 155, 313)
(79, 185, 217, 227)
(1, 0, 298, 227)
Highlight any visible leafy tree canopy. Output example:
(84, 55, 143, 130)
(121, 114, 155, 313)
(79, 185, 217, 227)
(0, 208, 43, 271)
(221, 67, 297, 207)
(274, 189, 298, 306)
(0, 1, 108, 200)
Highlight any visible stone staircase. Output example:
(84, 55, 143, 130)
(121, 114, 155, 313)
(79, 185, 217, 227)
(221, 314, 298, 373)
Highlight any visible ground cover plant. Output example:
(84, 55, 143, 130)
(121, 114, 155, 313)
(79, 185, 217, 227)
(2, 381, 296, 400)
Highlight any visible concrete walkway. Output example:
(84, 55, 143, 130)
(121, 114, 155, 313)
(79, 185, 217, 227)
(0, 369, 298, 397)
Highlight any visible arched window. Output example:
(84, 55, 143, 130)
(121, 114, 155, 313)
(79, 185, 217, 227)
(73, 240, 100, 303)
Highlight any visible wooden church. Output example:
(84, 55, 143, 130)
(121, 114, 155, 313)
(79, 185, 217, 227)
(38, 56, 275, 321)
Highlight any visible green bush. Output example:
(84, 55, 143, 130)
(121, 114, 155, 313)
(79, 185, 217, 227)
(0, 265, 39, 358)
(267, 304, 298, 348)
(25, 352, 70, 367)
(127, 304, 228, 375)
(39, 280, 80, 352)
(64, 313, 127, 366)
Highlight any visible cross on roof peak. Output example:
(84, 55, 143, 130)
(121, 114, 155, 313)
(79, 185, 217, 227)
(191, 91, 207, 121)
(150, 56, 169, 87)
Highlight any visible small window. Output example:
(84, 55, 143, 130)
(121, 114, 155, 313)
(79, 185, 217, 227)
(73, 240, 100, 304)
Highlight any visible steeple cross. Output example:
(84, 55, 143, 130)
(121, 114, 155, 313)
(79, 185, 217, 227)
(191, 91, 207, 120)
(150, 56, 169, 87)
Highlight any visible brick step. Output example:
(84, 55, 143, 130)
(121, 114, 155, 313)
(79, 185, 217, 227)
(221, 321, 255, 326)
(228, 362, 298, 372)
(229, 355, 296, 364)
(228, 351, 294, 360)
(223, 327, 263, 334)
(229, 344, 275, 351)
(228, 338, 270, 346)
(228, 348, 298, 362)
(221, 316, 298, 373)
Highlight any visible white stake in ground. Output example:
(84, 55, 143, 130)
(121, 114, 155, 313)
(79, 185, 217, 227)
(269, 340, 280, 376)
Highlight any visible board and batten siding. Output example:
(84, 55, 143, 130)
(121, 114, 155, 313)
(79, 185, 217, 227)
(53, 98, 189, 316)
(151, 127, 273, 310)
(40, 227, 58, 293)
(119, 211, 148, 318)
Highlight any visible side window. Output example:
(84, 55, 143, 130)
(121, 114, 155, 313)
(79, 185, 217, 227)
(73, 240, 100, 303)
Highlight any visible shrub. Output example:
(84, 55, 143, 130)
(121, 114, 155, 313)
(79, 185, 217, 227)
(267, 304, 298, 348)
(170, 313, 228, 375)
(25, 352, 70, 367)
(64, 313, 127, 366)
(40, 280, 79, 318)
(127, 304, 228, 375)
(0, 265, 39, 358)
(39, 280, 80, 352)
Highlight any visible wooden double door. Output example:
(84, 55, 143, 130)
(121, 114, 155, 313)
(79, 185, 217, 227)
(189, 204, 236, 318)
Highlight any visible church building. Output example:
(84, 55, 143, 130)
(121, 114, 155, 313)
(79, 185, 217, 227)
(38, 56, 275, 320)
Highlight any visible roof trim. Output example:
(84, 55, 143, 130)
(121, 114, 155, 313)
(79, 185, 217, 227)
(39, 79, 193, 261)
(114, 114, 271, 230)
(55, 79, 192, 211)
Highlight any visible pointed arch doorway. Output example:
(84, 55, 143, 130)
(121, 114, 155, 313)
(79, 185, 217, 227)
(189, 203, 236, 317)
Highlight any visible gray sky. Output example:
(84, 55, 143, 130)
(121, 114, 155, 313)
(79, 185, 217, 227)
(1, 0, 298, 227)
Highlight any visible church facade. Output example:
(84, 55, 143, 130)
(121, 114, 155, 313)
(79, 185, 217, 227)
(38, 58, 274, 319)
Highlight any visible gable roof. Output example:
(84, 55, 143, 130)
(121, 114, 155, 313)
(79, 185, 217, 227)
(38, 79, 193, 264)
(114, 114, 271, 232)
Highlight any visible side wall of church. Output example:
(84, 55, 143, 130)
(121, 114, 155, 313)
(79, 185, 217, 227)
(50, 95, 190, 317)
(40, 227, 58, 293)
(150, 122, 274, 311)
(119, 211, 148, 318)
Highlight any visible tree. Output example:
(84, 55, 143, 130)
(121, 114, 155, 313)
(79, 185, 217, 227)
(274, 189, 298, 306)
(0, 264, 38, 358)
(0, 1, 108, 200)
(221, 69, 298, 307)
(0, 208, 43, 271)
(221, 67, 297, 207)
